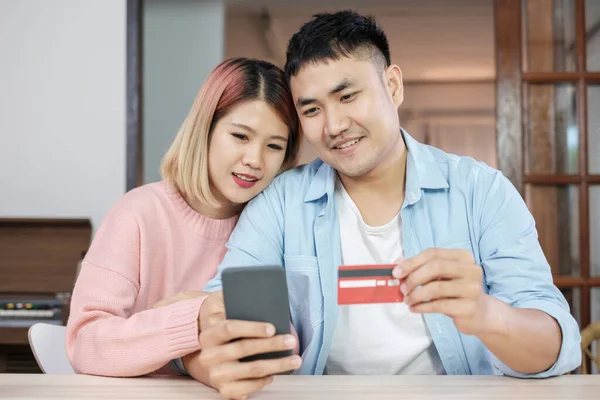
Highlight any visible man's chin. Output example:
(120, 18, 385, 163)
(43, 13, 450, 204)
(335, 166, 369, 179)
(336, 158, 382, 178)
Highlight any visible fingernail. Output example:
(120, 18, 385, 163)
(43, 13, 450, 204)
(393, 267, 404, 278)
(400, 282, 407, 294)
(291, 356, 301, 367)
(266, 324, 275, 335)
(284, 335, 296, 347)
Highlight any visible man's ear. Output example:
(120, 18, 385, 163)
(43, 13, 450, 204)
(385, 64, 404, 107)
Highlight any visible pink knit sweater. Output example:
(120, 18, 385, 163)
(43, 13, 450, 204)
(66, 181, 238, 377)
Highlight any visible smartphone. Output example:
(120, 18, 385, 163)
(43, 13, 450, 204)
(221, 265, 293, 362)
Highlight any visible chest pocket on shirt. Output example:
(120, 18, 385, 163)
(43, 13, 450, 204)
(284, 255, 324, 329)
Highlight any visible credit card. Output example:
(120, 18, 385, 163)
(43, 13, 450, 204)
(337, 264, 403, 305)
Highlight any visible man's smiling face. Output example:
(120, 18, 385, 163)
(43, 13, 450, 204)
(290, 55, 405, 180)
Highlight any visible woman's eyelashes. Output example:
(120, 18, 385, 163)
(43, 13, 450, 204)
(268, 143, 284, 151)
(231, 133, 284, 151)
(231, 132, 248, 141)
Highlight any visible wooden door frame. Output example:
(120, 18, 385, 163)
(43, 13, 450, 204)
(126, 0, 143, 191)
(495, 0, 600, 373)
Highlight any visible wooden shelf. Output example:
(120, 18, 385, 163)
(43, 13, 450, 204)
(524, 175, 600, 185)
(553, 276, 600, 288)
(522, 72, 600, 83)
(0, 328, 30, 346)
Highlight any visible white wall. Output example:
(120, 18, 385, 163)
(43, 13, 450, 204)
(143, 0, 225, 184)
(0, 0, 127, 231)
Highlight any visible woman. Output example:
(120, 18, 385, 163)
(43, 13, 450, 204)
(65, 57, 301, 377)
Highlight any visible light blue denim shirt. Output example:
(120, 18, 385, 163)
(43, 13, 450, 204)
(203, 129, 581, 377)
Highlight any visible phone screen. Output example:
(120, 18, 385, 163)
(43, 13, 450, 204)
(222, 265, 293, 362)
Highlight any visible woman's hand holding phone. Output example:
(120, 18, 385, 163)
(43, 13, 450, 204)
(183, 290, 302, 400)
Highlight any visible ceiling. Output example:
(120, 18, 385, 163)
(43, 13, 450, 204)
(226, 0, 496, 82)
(227, 0, 492, 17)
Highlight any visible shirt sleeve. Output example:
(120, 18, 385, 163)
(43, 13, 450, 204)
(475, 168, 582, 377)
(65, 197, 205, 377)
(203, 182, 286, 292)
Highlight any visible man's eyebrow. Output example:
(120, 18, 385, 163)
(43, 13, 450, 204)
(329, 78, 355, 95)
(296, 97, 316, 107)
(295, 78, 356, 108)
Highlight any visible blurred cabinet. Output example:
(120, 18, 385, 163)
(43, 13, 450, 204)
(0, 218, 91, 373)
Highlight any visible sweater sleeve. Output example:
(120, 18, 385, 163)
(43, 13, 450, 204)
(65, 195, 205, 377)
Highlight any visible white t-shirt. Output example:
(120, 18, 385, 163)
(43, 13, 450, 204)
(324, 178, 446, 375)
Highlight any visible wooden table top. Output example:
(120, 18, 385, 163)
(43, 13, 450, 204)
(1, 374, 598, 399)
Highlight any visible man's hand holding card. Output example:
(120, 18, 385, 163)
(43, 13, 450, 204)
(338, 248, 491, 337)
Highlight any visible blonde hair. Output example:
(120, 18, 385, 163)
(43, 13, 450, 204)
(161, 58, 300, 208)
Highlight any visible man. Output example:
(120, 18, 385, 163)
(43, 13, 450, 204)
(179, 10, 580, 400)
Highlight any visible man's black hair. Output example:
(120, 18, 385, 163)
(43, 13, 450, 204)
(284, 10, 391, 82)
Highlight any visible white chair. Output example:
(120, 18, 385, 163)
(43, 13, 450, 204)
(28, 323, 75, 374)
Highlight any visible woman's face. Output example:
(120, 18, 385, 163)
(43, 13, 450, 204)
(208, 99, 290, 206)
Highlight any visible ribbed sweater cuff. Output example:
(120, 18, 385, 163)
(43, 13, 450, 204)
(165, 296, 207, 356)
